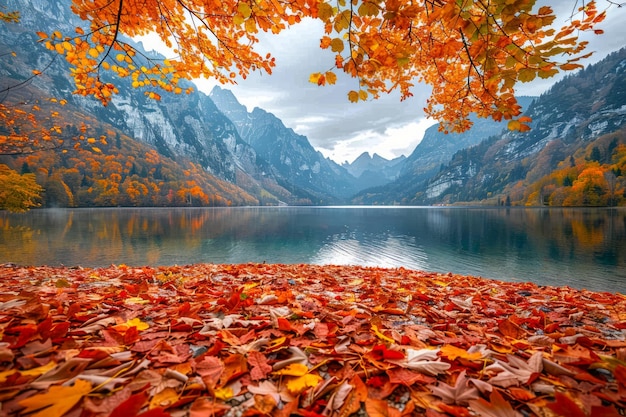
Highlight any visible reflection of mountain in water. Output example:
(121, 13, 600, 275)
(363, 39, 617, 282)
(1, 207, 624, 293)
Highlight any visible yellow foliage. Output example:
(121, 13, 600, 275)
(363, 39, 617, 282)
(18, 379, 92, 417)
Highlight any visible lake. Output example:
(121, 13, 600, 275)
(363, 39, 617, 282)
(1, 207, 625, 293)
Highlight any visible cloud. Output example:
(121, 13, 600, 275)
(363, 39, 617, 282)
(139, 3, 626, 164)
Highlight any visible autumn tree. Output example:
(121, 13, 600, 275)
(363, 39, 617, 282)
(39, 0, 610, 132)
(0, 164, 43, 212)
(0, 8, 80, 157)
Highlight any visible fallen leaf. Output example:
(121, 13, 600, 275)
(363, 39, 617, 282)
(19, 379, 92, 417)
(469, 389, 522, 417)
(430, 370, 479, 405)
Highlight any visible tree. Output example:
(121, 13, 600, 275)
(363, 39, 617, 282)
(0, 164, 43, 212)
(40, 0, 608, 132)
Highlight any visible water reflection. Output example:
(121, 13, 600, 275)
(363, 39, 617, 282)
(1, 207, 624, 293)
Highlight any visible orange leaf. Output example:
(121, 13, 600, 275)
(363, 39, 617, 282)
(364, 397, 390, 417)
(19, 379, 92, 417)
(440, 345, 482, 361)
(546, 392, 586, 417)
(469, 389, 522, 417)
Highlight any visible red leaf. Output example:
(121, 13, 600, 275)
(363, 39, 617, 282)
(387, 367, 436, 385)
(614, 364, 626, 387)
(109, 391, 148, 417)
(277, 317, 293, 331)
(546, 392, 587, 417)
(248, 351, 272, 381)
(124, 325, 140, 345)
(137, 407, 172, 417)
(438, 403, 471, 417)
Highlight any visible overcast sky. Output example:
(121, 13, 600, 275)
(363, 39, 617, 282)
(141, 1, 626, 164)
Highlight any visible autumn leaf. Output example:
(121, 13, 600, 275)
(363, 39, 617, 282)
(272, 363, 322, 394)
(365, 397, 391, 417)
(469, 389, 522, 417)
(285, 372, 322, 394)
(486, 352, 543, 387)
(19, 379, 92, 417)
(430, 370, 479, 405)
(388, 348, 451, 375)
(546, 392, 587, 417)
(273, 363, 309, 376)
(248, 350, 273, 381)
(440, 345, 483, 361)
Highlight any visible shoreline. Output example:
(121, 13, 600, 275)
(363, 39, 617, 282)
(1, 263, 625, 416)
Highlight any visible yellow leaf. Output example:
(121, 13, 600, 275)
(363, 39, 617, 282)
(91, 146, 102, 153)
(88, 48, 99, 58)
(309, 72, 322, 84)
(238, 2, 252, 18)
(507, 120, 521, 131)
(371, 324, 394, 344)
(358, 1, 379, 17)
(518, 68, 536, 83)
(285, 373, 322, 394)
(149, 387, 179, 409)
(325, 71, 337, 85)
(317, 2, 334, 22)
(125, 317, 150, 331)
(330, 38, 344, 53)
(273, 363, 309, 376)
(348, 90, 359, 103)
(19, 379, 92, 417)
(214, 386, 234, 400)
(0, 361, 56, 383)
(440, 345, 482, 361)
(245, 18, 257, 33)
(358, 90, 368, 101)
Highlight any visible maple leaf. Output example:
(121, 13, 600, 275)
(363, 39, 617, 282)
(486, 352, 543, 388)
(546, 392, 587, 417)
(248, 350, 272, 381)
(248, 380, 296, 403)
(19, 379, 92, 417)
(430, 370, 480, 405)
(272, 363, 322, 394)
(469, 389, 522, 417)
(388, 348, 451, 375)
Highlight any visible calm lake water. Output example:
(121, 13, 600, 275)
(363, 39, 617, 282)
(1, 207, 625, 293)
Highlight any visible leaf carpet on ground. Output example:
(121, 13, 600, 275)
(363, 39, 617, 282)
(0, 263, 625, 416)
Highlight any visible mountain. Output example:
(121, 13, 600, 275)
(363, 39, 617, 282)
(0, 0, 350, 206)
(341, 152, 406, 189)
(209, 86, 361, 202)
(351, 98, 534, 204)
(343, 152, 405, 179)
(413, 49, 626, 206)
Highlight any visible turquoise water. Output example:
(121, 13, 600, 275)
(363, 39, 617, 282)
(1, 206, 625, 293)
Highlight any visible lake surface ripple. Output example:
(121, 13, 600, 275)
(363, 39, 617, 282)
(1, 207, 624, 293)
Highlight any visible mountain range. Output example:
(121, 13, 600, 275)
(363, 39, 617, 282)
(1, 0, 625, 208)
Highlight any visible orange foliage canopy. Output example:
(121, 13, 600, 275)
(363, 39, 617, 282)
(40, 0, 607, 132)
